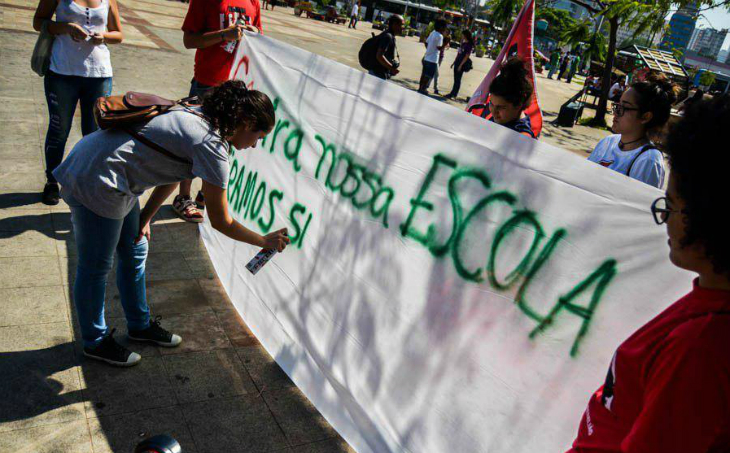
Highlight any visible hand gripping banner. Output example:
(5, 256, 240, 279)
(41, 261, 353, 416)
(200, 33, 691, 453)
(467, 0, 543, 137)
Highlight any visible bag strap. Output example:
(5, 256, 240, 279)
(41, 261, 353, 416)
(123, 127, 192, 165)
(626, 144, 657, 177)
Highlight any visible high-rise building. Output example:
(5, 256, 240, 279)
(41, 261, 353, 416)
(660, 2, 699, 54)
(688, 28, 728, 60)
(718, 48, 729, 63)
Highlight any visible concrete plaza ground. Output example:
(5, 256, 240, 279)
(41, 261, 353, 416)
(0, 1, 610, 451)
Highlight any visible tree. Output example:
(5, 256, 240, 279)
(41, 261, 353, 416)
(536, 7, 579, 40)
(567, 0, 730, 126)
(699, 70, 716, 87)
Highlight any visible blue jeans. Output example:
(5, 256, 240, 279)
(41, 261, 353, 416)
(449, 67, 465, 97)
(548, 64, 558, 79)
(43, 71, 112, 183)
(66, 193, 150, 348)
(189, 78, 213, 98)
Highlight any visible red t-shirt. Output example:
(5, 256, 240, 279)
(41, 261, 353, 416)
(567, 279, 730, 453)
(182, 0, 262, 87)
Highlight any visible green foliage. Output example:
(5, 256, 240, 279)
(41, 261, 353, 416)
(487, 0, 523, 27)
(579, 116, 610, 130)
(699, 71, 716, 87)
(535, 7, 578, 39)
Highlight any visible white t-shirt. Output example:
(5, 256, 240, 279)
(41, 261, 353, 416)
(351, 4, 358, 16)
(588, 134, 665, 188)
(609, 82, 622, 99)
(424, 31, 443, 63)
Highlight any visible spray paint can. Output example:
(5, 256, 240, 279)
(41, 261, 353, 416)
(245, 248, 277, 275)
(224, 16, 247, 53)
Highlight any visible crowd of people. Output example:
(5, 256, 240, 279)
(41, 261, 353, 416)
(28, 0, 730, 450)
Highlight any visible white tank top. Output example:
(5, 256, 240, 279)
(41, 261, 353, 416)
(50, 0, 113, 78)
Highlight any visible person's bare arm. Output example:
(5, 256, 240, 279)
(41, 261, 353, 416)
(33, 0, 86, 38)
(183, 25, 243, 49)
(203, 181, 290, 251)
(376, 48, 398, 74)
(91, 0, 122, 44)
(136, 183, 179, 243)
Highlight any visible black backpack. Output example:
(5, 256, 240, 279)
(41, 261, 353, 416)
(359, 32, 381, 70)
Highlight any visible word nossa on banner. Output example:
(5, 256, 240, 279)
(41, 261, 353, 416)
(200, 34, 691, 453)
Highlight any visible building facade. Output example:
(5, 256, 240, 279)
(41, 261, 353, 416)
(616, 17, 663, 48)
(688, 27, 728, 60)
(659, 2, 698, 54)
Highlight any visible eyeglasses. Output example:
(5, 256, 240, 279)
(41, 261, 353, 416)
(612, 103, 640, 117)
(651, 197, 678, 225)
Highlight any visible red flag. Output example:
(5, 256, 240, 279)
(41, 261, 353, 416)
(467, 0, 543, 137)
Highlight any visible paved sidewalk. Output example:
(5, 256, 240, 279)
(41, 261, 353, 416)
(0, 1, 609, 451)
(0, 2, 353, 452)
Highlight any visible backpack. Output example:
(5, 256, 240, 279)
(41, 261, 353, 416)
(94, 92, 199, 130)
(358, 32, 381, 71)
(93, 92, 203, 164)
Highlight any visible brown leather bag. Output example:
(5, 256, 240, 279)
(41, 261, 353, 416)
(93, 92, 203, 164)
(93, 92, 198, 130)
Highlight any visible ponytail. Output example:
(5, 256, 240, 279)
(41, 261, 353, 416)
(631, 73, 679, 132)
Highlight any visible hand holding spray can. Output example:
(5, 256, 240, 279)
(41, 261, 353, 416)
(224, 16, 247, 53)
(245, 229, 290, 275)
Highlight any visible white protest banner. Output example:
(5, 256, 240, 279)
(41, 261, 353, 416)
(200, 33, 692, 453)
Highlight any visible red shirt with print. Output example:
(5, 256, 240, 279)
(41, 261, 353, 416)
(182, 0, 262, 87)
(567, 279, 730, 453)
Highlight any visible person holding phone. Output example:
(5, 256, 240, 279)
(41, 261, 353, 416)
(32, 0, 123, 206)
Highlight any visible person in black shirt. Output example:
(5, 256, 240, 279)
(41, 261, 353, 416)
(369, 15, 403, 80)
(488, 56, 536, 138)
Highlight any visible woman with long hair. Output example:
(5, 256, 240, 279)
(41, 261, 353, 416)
(444, 29, 475, 100)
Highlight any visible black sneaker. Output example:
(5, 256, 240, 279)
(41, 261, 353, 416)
(42, 182, 60, 206)
(128, 316, 182, 348)
(84, 329, 142, 367)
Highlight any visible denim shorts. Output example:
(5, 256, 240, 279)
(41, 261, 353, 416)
(422, 60, 438, 79)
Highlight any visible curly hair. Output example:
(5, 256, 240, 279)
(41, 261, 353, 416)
(665, 94, 730, 278)
(200, 80, 275, 139)
(490, 56, 533, 109)
(630, 72, 679, 132)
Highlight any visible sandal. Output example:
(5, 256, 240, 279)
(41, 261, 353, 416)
(195, 191, 205, 210)
(172, 195, 204, 223)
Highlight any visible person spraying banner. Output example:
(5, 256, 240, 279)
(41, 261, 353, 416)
(52, 81, 289, 367)
(588, 73, 678, 188)
(568, 94, 730, 453)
